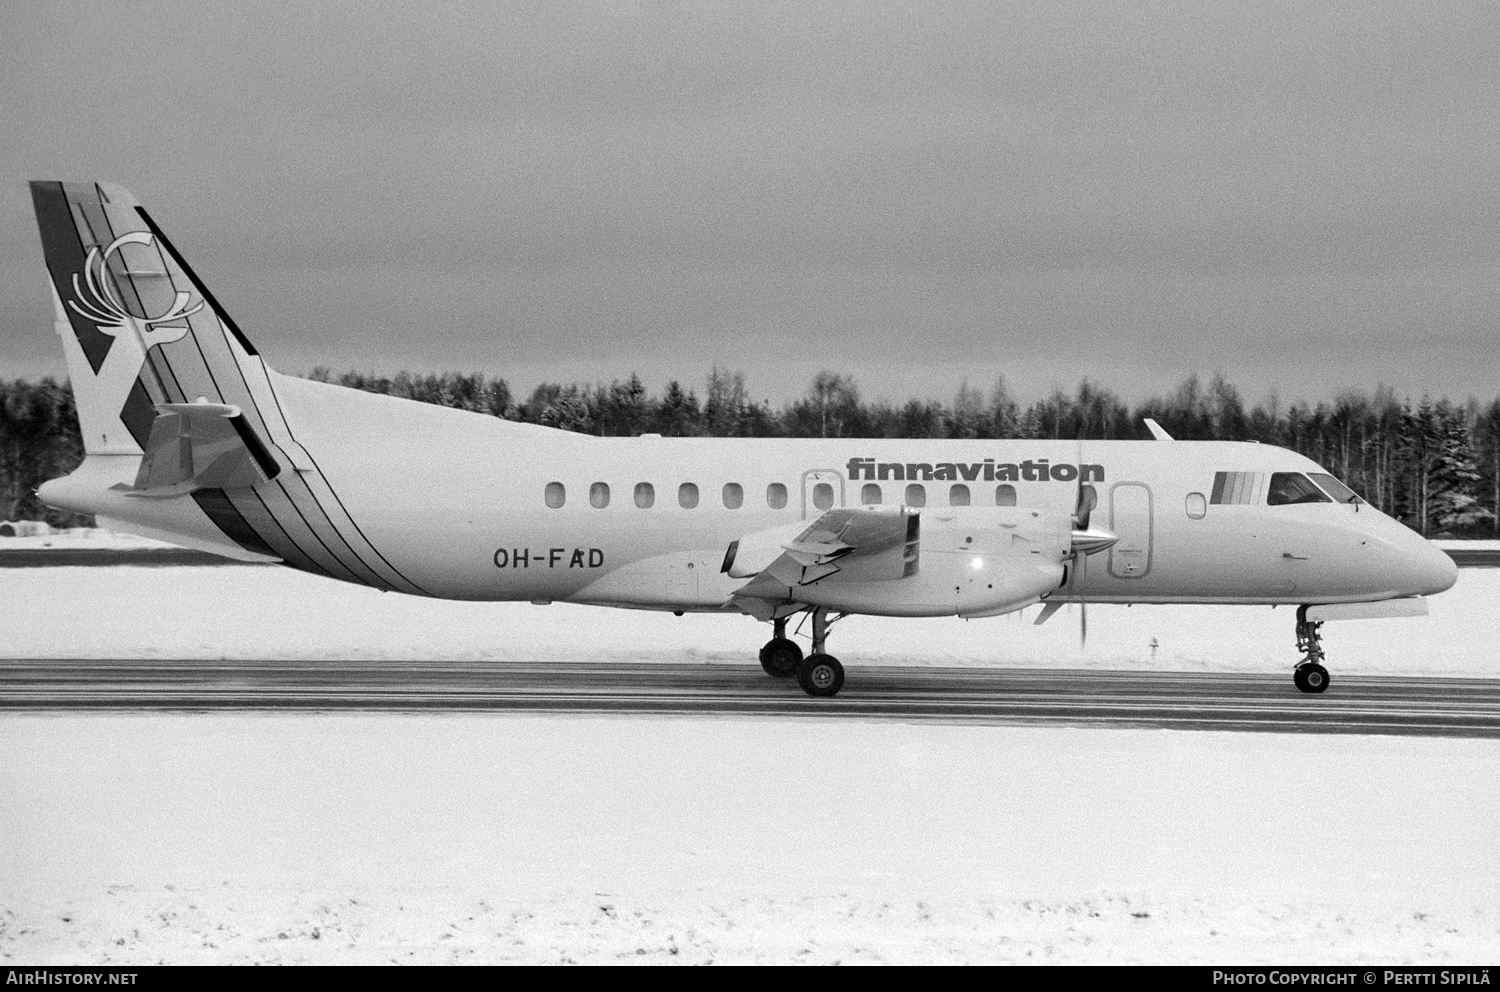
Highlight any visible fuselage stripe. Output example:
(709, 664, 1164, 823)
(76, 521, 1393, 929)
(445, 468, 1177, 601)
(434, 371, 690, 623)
(261, 378, 433, 597)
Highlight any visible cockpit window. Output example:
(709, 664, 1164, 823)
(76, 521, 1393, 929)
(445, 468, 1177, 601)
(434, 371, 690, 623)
(1308, 472, 1363, 505)
(1267, 472, 1331, 506)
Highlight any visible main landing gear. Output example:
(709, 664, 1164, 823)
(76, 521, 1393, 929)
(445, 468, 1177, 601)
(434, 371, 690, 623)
(1293, 605, 1331, 694)
(759, 617, 802, 677)
(758, 608, 845, 697)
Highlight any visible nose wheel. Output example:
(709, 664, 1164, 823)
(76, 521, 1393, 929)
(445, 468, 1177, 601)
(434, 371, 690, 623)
(1294, 662, 1330, 693)
(1293, 605, 1331, 694)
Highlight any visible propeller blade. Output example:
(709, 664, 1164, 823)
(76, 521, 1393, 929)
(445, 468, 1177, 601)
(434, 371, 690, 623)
(1075, 550, 1088, 651)
(1072, 437, 1090, 530)
(1070, 435, 1092, 653)
(1069, 434, 1115, 554)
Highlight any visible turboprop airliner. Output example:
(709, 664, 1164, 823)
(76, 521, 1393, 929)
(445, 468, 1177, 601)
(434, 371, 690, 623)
(25, 181, 1458, 696)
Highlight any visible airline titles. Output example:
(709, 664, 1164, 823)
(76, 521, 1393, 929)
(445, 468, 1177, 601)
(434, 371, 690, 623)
(846, 458, 1104, 483)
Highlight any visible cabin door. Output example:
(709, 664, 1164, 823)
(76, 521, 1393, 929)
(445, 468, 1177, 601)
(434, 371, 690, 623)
(1108, 482, 1154, 578)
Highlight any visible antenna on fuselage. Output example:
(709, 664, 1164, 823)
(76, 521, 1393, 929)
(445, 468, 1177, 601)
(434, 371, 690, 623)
(1143, 418, 1174, 441)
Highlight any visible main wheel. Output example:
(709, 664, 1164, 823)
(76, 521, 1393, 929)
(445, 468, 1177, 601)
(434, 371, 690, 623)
(759, 637, 803, 677)
(1294, 662, 1330, 694)
(797, 653, 845, 697)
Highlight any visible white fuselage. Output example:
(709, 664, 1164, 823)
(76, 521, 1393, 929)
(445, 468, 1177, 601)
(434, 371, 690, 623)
(46, 372, 1455, 616)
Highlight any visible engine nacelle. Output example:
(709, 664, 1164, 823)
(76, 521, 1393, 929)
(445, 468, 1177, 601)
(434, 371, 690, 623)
(794, 506, 1069, 618)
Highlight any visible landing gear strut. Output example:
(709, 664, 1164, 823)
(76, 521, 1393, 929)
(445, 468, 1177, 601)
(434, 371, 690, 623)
(797, 607, 845, 698)
(759, 617, 802, 678)
(1293, 605, 1330, 694)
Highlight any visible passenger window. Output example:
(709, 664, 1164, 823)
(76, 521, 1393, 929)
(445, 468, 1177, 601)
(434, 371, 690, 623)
(544, 482, 565, 508)
(1267, 472, 1331, 506)
(905, 483, 926, 507)
(679, 482, 699, 509)
(767, 483, 787, 509)
(949, 484, 970, 506)
(861, 483, 882, 505)
(813, 482, 834, 510)
(722, 483, 743, 509)
(589, 482, 610, 509)
(995, 484, 1016, 507)
(634, 482, 655, 509)
(1185, 492, 1206, 519)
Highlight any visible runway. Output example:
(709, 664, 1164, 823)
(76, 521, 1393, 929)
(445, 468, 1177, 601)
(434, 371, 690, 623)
(2, 659, 1497, 738)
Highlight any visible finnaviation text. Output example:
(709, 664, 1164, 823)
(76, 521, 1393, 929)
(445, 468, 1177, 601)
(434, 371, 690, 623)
(846, 458, 1104, 484)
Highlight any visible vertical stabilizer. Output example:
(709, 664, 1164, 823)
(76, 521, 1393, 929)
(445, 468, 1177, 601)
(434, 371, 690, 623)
(28, 181, 431, 594)
(28, 180, 265, 455)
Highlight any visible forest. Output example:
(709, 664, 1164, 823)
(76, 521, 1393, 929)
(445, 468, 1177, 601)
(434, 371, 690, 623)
(3, 368, 1498, 537)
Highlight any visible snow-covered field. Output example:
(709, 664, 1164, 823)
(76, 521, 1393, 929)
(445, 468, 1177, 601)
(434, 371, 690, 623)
(3, 716, 1498, 964)
(2, 536, 1498, 963)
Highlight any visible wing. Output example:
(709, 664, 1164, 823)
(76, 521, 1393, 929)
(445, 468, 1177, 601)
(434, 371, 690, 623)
(726, 506, 920, 594)
(122, 402, 281, 497)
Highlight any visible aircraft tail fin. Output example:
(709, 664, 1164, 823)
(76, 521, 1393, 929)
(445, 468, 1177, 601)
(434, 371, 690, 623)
(26, 183, 437, 593)
(27, 180, 266, 456)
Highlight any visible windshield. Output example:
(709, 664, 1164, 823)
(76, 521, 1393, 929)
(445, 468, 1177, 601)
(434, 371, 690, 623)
(1266, 472, 1331, 506)
(1308, 472, 1364, 505)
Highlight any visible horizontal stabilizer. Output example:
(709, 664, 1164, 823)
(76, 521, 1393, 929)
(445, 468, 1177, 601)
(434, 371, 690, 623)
(124, 402, 281, 497)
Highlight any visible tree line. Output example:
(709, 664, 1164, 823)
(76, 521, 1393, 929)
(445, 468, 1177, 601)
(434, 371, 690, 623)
(4, 368, 1498, 536)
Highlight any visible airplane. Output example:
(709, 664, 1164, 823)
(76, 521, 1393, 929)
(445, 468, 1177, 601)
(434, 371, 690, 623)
(25, 181, 1459, 697)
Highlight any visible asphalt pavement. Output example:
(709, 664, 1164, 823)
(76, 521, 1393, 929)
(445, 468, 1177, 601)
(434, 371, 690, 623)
(3, 659, 1496, 738)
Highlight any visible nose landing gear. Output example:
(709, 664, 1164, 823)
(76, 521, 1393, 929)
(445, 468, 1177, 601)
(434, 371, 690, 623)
(1293, 605, 1330, 694)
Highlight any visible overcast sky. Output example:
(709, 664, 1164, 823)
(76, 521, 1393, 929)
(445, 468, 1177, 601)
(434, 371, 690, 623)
(2, 1, 1497, 408)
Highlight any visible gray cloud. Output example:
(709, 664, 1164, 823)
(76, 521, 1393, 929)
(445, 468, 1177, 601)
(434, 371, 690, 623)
(2, 1, 1497, 405)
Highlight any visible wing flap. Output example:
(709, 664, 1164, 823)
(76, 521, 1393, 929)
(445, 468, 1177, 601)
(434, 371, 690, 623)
(727, 506, 919, 588)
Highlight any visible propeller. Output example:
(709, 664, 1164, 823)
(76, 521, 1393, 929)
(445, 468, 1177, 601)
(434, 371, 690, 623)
(1067, 437, 1118, 651)
(1070, 482, 1090, 651)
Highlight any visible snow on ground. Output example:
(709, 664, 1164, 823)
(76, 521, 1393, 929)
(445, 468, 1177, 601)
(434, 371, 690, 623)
(2, 715, 1497, 964)
(2, 541, 1497, 963)
(1433, 540, 1500, 551)
(2, 560, 1496, 677)
(0, 528, 176, 550)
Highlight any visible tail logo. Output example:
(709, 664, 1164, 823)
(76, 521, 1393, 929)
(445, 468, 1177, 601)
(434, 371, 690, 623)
(68, 231, 202, 350)
(61, 231, 207, 446)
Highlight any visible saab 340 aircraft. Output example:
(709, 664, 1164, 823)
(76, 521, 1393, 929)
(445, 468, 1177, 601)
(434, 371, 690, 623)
(26, 181, 1458, 697)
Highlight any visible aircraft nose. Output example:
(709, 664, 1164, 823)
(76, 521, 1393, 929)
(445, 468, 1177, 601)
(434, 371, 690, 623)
(1410, 539, 1459, 596)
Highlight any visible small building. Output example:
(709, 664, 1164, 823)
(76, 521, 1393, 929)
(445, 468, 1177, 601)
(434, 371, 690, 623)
(0, 521, 51, 538)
